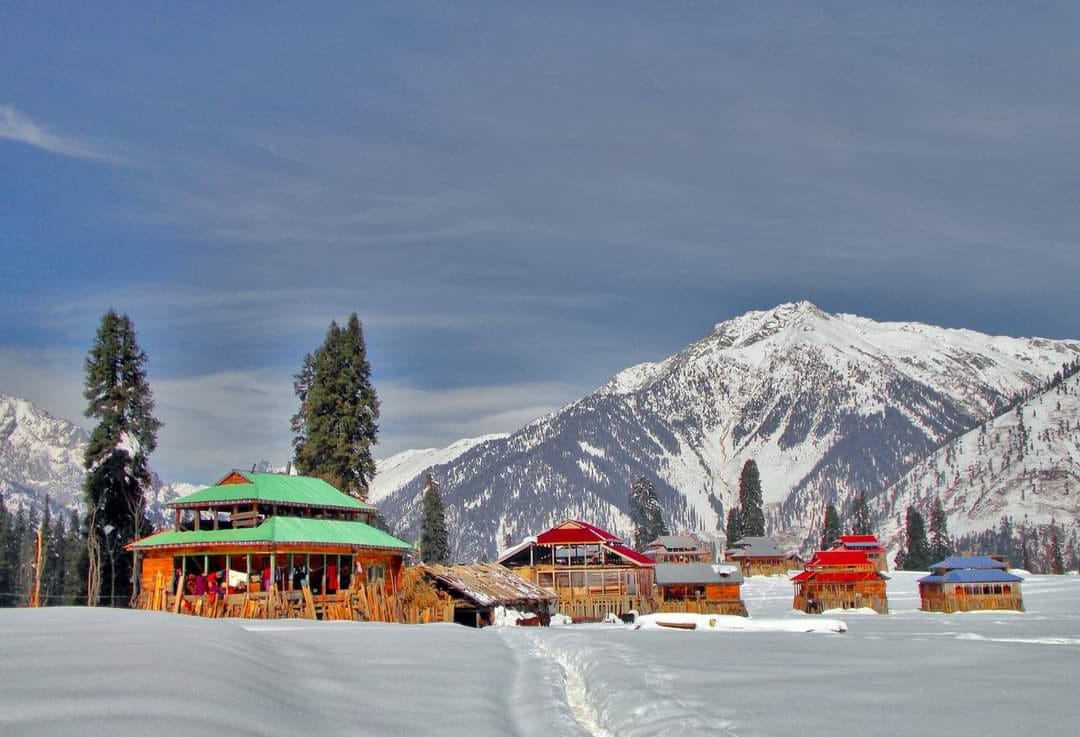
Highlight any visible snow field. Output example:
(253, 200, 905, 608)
(2, 572, 1080, 736)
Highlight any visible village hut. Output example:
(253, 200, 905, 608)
(918, 556, 1025, 613)
(792, 550, 889, 614)
(653, 562, 747, 616)
(828, 534, 889, 572)
(725, 536, 800, 576)
(418, 562, 558, 627)
(126, 470, 414, 621)
(497, 520, 655, 621)
(644, 534, 714, 564)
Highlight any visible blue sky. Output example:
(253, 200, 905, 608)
(3, 3, 1079, 482)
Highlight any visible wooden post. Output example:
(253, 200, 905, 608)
(30, 526, 43, 608)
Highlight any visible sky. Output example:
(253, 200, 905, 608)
(2, 3, 1079, 483)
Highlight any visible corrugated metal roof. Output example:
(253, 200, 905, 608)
(422, 563, 556, 607)
(919, 569, 1023, 585)
(167, 472, 373, 511)
(127, 517, 411, 551)
(608, 543, 655, 567)
(654, 563, 744, 585)
(727, 536, 792, 558)
(929, 556, 1008, 571)
(648, 535, 705, 551)
(792, 570, 880, 583)
(806, 550, 873, 566)
(536, 520, 620, 545)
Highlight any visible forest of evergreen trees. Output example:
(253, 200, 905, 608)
(0, 497, 86, 608)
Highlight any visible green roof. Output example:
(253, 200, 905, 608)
(169, 472, 373, 511)
(129, 517, 412, 551)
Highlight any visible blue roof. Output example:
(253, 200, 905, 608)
(929, 555, 1007, 571)
(919, 569, 1023, 585)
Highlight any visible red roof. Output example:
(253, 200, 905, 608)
(839, 535, 880, 544)
(793, 569, 880, 583)
(536, 520, 621, 545)
(607, 543, 655, 567)
(807, 550, 874, 567)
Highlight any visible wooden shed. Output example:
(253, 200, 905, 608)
(792, 550, 889, 614)
(498, 520, 655, 621)
(419, 562, 557, 627)
(725, 536, 801, 576)
(828, 534, 889, 573)
(654, 562, 747, 616)
(918, 556, 1024, 613)
(126, 470, 416, 621)
(644, 534, 714, 564)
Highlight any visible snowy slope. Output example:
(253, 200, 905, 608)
(0, 393, 192, 519)
(374, 302, 1080, 558)
(876, 370, 1080, 555)
(3, 573, 1080, 737)
(370, 434, 508, 504)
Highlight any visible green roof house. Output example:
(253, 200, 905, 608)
(127, 470, 413, 620)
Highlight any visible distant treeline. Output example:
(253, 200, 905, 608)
(955, 516, 1077, 575)
(0, 496, 89, 608)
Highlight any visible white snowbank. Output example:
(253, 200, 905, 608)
(634, 611, 847, 633)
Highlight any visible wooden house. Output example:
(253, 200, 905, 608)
(792, 550, 889, 614)
(725, 536, 800, 576)
(644, 534, 714, 564)
(127, 470, 415, 621)
(497, 520, 655, 621)
(653, 562, 747, 616)
(419, 562, 557, 627)
(828, 534, 889, 573)
(918, 556, 1025, 613)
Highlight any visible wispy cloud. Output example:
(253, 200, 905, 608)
(0, 104, 119, 163)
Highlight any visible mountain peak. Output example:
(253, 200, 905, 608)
(710, 300, 829, 348)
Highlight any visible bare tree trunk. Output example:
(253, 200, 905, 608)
(86, 508, 101, 607)
(127, 492, 146, 608)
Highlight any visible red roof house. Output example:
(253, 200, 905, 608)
(498, 520, 654, 620)
(828, 534, 889, 572)
(792, 549, 889, 614)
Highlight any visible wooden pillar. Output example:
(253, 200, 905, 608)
(225, 554, 231, 595)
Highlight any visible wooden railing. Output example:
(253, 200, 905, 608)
(657, 598, 748, 617)
(137, 572, 454, 623)
(922, 594, 1024, 613)
(556, 594, 652, 621)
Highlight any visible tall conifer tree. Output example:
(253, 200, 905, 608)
(83, 310, 160, 607)
(898, 506, 932, 570)
(849, 492, 873, 536)
(725, 507, 744, 547)
(821, 503, 842, 550)
(928, 497, 952, 564)
(418, 473, 450, 564)
(737, 460, 765, 537)
(629, 476, 667, 550)
(292, 314, 380, 500)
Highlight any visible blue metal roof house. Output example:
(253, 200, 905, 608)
(918, 556, 1024, 613)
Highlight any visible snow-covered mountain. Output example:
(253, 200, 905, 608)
(372, 302, 1080, 559)
(0, 393, 194, 519)
(875, 367, 1080, 556)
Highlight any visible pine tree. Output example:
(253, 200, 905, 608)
(629, 476, 667, 550)
(0, 494, 11, 606)
(725, 507, 744, 547)
(292, 314, 380, 500)
(899, 506, 932, 570)
(737, 460, 765, 537)
(61, 509, 87, 606)
(83, 310, 161, 607)
(821, 504, 842, 550)
(849, 492, 873, 536)
(418, 473, 450, 564)
(1050, 524, 1066, 575)
(928, 497, 952, 564)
